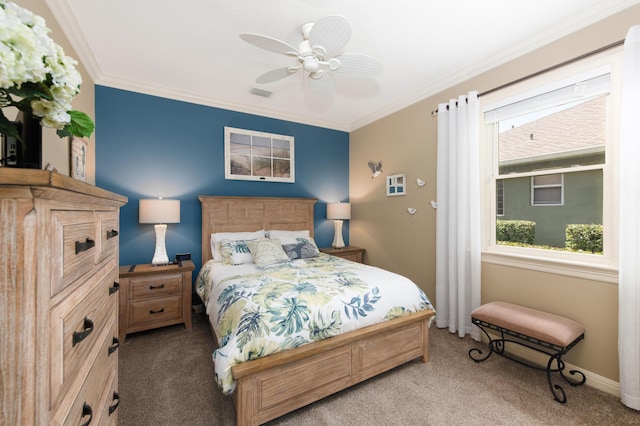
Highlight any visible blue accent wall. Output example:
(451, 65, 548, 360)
(95, 86, 349, 280)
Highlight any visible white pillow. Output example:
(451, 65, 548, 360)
(267, 229, 311, 245)
(211, 230, 265, 261)
(247, 238, 290, 267)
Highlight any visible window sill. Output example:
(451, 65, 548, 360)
(481, 250, 618, 284)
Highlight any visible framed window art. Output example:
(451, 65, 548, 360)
(224, 127, 294, 183)
(386, 173, 406, 196)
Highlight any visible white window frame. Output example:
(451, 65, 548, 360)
(480, 50, 621, 283)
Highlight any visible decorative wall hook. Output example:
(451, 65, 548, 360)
(407, 207, 417, 215)
(430, 200, 437, 209)
(416, 178, 426, 187)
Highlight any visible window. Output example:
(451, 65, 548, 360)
(481, 50, 620, 276)
(496, 179, 504, 216)
(531, 174, 563, 206)
(224, 127, 294, 183)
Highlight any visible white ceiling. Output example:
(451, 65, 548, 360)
(46, 0, 639, 132)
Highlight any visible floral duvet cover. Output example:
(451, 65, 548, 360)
(195, 253, 434, 395)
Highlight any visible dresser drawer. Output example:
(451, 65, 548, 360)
(128, 273, 183, 300)
(339, 253, 362, 262)
(96, 210, 119, 263)
(54, 317, 118, 425)
(50, 210, 98, 295)
(49, 260, 119, 407)
(129, 295, 183, 328)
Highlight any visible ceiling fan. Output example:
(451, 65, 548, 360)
(239, 15, 383, 96)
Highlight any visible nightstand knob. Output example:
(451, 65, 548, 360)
(108, 391, 120, 416)
(149, 284, 165, 290)
(109, 281, 120, 295)
(150, 308, 165, 314)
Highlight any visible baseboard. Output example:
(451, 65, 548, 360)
(484, 332, 620, 397)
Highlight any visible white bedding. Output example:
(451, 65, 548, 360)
(195, 253, 435, 395)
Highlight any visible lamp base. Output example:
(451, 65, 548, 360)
(332, 220, 345, 249)
(151, 224, 170, 265)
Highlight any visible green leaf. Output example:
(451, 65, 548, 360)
(57, 110, 95, 138)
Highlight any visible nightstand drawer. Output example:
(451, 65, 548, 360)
(50, 210, 98, 295)
(128, 295, 183, 327)
(128, 273, 183, 300)
(338, 253, 362, 262)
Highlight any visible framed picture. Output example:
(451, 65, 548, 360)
(224, 127, 294, 183)
(386, 173, 406, 196)
(70, 137, 88, 181)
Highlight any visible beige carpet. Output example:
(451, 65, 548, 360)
(118, 313, 639, 425)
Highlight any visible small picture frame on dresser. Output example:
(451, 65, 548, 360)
(70, 137, 87, 181)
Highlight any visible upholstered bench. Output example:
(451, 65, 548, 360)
(469, 301, 586, 403)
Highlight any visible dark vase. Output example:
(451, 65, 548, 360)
(1, 111, 42, 169)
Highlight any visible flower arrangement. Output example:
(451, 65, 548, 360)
(0, 0, 94, 141)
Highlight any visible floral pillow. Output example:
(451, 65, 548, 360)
(246, 238, 290, 267)
(210, 230, 264, 261)
(282, 237, 320, 260)
(219, 239, 254, 265)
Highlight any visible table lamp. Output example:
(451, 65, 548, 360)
(327, 202, 351, 249)
(139, 198, 180, 265)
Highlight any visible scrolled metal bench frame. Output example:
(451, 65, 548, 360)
(469, 317, 586, 403)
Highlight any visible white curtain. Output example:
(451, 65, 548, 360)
(619, 25, 640, 411)
(435, 91, 481, 340)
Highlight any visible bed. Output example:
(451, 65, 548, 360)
(197, 195, 435, 425)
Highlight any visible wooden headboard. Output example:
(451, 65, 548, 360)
(199, 196, 317, 265)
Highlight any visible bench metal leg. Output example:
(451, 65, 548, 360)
(469, 319, 586, 403)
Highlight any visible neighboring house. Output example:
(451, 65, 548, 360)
(497, 95, 606, 247)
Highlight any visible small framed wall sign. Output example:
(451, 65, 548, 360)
(70, 137, 88, 181)
(386, 173, 406, 196)
(224, 127, 295, 183)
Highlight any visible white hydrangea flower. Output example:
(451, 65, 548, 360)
(1, 0, 91, 136)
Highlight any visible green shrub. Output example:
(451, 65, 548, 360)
(496, 220, 535, 244)
(566, 224, 603, 253)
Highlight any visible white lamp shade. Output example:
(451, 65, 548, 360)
(327, 202, 351, 220)
(139, 199, 180, 224)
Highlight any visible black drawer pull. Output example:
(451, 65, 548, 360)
(80, 402, 92, 426)
(108, 391, 120, 415)
(72, 317, 94, 346)
(150, 308, 165, 314)
(149, 284, 165, 290)
(75, 238, 95, 254)
(109, 281, 120, 295)
(106, 229, 119, 240)
(108, 337, 120, 355)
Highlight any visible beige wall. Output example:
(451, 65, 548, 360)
(351, 5, 640, 383)
(20, 1, 96, 184)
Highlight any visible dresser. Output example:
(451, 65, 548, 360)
(0, 169, 127, 425)
(118, 260, 195, 342)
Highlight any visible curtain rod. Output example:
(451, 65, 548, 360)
(430, 38, 625, 116)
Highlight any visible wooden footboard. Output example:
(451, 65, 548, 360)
(230, 309, 434, 426)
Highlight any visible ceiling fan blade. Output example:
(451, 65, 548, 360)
(239, 33, 298, 56)
(256, 67, 298, 84)
(331, 53, 383, 77)
(307, 70, 335, 97)
(308, 15, 351, 57)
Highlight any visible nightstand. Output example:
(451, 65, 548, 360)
(319, 246, 366, 263)
(118, 260, 195, 341)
